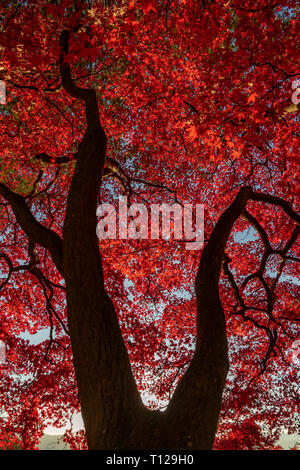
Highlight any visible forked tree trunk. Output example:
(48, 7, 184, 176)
(0, 28, 298, 453)
(63, 131, 252, 449)
(58, 29, 254, 450)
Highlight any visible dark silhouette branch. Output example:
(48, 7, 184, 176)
(0, 183, 63, 276)
(35, 152, 79, 165)
(59, 29, 102, 132)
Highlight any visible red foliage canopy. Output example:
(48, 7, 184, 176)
(0, 0, 299, 449)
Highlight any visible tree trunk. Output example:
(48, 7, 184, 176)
(58, 29, 244, 450)
(2, 30, 298, 451)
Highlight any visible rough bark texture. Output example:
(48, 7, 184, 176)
(58, 28, 232, 450)
(1, 29, 299, 451)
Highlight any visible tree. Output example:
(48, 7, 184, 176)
(0, 0, 299, 450)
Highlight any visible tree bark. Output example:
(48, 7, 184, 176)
(57, 27, 232, 449)
(1, 29, 299, 451)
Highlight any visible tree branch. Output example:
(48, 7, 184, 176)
(0, 183, 63, 276)
(59, 29, 103, 132)
(35, 152, 78, 165)
(164, 186, 299, 448)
